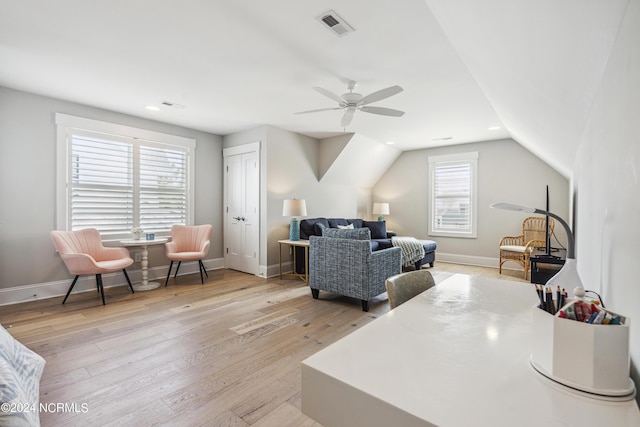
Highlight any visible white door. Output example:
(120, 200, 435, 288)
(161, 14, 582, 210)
(224, 144, 259, 275)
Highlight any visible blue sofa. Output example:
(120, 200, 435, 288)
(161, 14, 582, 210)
(296, 217, 436, 273)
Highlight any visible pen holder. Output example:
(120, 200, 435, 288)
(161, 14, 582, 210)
(531, 301, 634, 400)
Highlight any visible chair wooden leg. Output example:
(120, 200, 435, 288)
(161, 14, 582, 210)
(123, 269, 134, 294)
(174, 261, 182, 279)
(165, 261, 174, 286)
(361, 300, 370, 312)
(311, 289, 319, 299)
(96, 274, 106, 305)
(62, 275, 80, 304)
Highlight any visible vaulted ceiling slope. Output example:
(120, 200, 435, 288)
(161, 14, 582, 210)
(0, 1, 628, 177)
(425, 0, 629, 177)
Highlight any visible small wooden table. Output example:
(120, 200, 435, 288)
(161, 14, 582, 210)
(278, 239, 310, 285)
(120, 238, 168, 291)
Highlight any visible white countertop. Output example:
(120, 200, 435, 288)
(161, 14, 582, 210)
(301, 274, 640, 427)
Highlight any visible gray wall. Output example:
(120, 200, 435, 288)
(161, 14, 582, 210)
(373, 139, 570, 265)
(572, 0, 640, 387)
(0, 87, 223, 299)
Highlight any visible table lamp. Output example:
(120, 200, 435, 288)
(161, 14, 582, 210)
(283, 199, 307, 241)
(491, 203, 583, 293)
(373, 202, 390, 222)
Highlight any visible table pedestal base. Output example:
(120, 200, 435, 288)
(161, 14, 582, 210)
(133, 281, 161, 291)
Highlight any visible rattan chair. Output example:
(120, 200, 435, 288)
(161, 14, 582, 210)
(499, 216, 554, 279)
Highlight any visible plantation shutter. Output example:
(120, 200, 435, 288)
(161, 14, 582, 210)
(428, 152, 478, 238)
(68, 132, 189, 237)
(433, 162, 472, 232)
(139, 144, 188, 232)
(70, 134, 134, 234)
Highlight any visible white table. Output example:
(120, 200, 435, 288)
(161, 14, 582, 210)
(120, 238, 168, 291)
(301, 274, 640, 427)
(278, 239, 310, 284)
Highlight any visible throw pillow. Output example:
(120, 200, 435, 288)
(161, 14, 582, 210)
(314, 222, 327, 236)
(363, 220, 387, 239)
(337, 224, 354, 229)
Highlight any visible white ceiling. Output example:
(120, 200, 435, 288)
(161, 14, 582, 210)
(0, 0, 628, 177)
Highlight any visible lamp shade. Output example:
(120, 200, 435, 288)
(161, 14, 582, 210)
(372, 202, 390, 215)
(283, 199, 307, 217)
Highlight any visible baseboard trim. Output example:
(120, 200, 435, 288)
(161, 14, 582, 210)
(435, 252, 523, 272)
(0, 258, 225, 306)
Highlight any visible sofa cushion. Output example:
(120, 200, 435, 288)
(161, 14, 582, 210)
(328, 218, 350, 228)
(314, 222, 327, 236)
(363, 220, 387, 239)
(348, 219, 364, 228)
(323, 228, 371, 240)
(301, 218, 329, 239)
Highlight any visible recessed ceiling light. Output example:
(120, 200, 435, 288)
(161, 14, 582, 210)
(432, 137, 452, 142)
(488, 126, 501, 130)
(145, 105, 160, 111)
(386, 141, 395, 145)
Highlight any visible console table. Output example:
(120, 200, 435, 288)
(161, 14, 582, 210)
(301, 274, 640, 426)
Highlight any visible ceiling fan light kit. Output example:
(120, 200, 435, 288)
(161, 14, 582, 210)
(295, 80, 405, 127)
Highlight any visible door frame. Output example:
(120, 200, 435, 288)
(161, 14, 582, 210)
(223, 141, 261, 275)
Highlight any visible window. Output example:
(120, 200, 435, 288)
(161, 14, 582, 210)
(56, 114, 195, 239)
(428, 152, 478, 238)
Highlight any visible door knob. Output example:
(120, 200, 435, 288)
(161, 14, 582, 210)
(233, 216, 241, 221)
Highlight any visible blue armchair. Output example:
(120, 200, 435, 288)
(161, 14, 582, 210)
(309, 228, 402, 311)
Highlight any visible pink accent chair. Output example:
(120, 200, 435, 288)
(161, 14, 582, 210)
(51, 228, 134, 305)
(164, 224, 212, 286)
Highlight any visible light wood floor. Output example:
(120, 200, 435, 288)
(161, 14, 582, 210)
(1, 263, 527, 427)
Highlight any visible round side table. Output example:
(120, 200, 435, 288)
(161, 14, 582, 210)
(120, 238, 168, 291)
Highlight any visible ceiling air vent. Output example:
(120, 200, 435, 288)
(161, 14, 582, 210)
(316, 10, 354, 37)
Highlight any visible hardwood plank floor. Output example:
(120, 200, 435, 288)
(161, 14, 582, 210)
(0, 263, 527, 426)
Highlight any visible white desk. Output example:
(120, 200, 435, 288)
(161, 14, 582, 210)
(301, 274, 640, 427)
(120, 238, 168, 291)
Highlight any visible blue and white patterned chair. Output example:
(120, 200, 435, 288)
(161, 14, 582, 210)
(309, 228, 402, 311)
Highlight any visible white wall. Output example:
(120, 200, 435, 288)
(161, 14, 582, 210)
(0, 87, 223, 300)
(373, 139, 570, 265)
(572, 0, 640, 386)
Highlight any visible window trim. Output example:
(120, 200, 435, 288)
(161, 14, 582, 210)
(427, 152, 478, 238)
(55, 113, 196, 239)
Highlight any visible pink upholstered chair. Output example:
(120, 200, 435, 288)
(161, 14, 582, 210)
(164, 224, 212, 286)
(50, 228, 134, 305)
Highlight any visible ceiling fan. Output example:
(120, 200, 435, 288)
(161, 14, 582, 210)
(295, 80, 405, 127)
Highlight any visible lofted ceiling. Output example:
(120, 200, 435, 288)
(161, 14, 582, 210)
(0, 0, 629, 177)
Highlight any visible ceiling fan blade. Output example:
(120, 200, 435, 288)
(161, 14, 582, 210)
(359, 85, 403, 105)
(313, 87, 345, 104)
(294, 107, 342, 115)
(360, 106, 405, 117)
(341, 110, 355, 127)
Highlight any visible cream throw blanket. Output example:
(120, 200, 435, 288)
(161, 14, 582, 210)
(391, 236, 425, 267)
